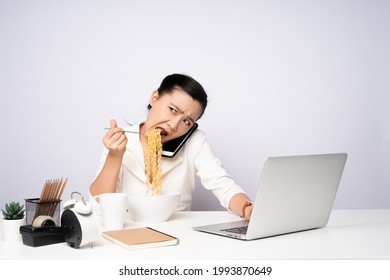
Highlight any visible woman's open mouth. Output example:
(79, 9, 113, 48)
(157, 127, 168, 137)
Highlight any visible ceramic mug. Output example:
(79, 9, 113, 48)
(95, 193, 128, 231)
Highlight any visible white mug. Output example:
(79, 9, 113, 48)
(96, 193, 128, 231)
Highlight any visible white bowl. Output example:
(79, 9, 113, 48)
(127, 190, 180, 223)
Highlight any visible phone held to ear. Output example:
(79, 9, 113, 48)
(162, 123, 198, 158)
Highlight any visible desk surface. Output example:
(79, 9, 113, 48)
(1, 209, 389, 260)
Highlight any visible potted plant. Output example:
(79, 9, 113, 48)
(1, 201, 25, 243)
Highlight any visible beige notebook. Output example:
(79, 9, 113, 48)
(102, 227, 179, 250)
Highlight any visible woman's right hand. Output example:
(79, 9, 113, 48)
(103, 119, 128, 157)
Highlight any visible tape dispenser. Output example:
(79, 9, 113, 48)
(61, 191, 100, 248)
(20, 215, 65, 247)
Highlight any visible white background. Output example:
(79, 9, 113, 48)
(0, 0, 389, 211)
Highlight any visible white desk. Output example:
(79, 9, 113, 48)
(1, 209, 389, 260)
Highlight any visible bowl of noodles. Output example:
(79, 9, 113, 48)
(128, 128, 180, 222)
(127, 190, 180, 223)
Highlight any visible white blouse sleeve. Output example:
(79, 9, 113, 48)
(193, 131, 247, 209)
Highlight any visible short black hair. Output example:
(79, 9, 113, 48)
(148, 73, 208, 119)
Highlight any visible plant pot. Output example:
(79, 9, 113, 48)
(1, 218, 25, 243)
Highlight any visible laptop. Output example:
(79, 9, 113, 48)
(193, 153, 347, 240)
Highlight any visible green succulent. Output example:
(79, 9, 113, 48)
(1, 201, 25, 220)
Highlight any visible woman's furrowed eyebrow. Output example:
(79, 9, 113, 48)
(170, 103, 196, 124)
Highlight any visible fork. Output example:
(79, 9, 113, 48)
(104, 118, 143, 134)
(104, 128, 143, 135)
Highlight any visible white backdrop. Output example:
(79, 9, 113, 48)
(1, 0, 389, 212)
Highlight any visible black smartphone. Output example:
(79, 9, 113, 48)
(162, 123, 198, 158)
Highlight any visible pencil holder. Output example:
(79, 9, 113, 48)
(25, 198, 61, 226)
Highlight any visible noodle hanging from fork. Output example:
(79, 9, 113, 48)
(143, 128, 163, 195)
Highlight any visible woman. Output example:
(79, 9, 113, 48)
(90, 73, 254, 220)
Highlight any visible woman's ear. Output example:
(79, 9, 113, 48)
(149, 90, 159, 107)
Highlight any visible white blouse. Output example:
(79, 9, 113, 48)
(93, 123, 246, 211)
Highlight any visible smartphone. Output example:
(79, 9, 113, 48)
(162, 123, 198, 158)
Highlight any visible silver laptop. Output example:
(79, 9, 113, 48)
(193, 153, 347, 240)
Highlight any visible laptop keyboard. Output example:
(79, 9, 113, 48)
(221, 226, 248, 234)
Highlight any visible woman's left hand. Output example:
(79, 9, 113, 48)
(244, 204, 254, 220)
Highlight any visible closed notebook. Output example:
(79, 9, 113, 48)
(101, 227, 179, 250)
